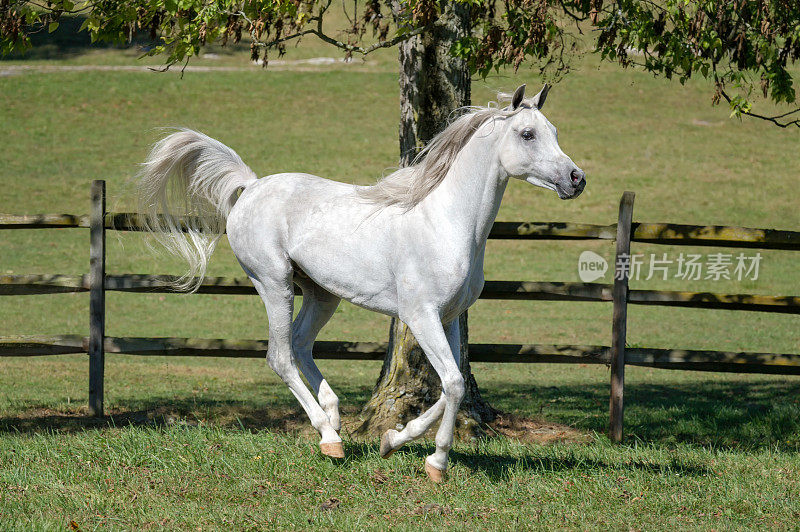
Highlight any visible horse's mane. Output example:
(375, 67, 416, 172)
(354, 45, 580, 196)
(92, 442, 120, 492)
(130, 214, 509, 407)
(359, 100, 520, 210)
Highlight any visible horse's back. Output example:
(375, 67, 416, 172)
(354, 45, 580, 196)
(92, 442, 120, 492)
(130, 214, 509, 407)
(247, 172, 358, 201)
(228, 172, 357, 248)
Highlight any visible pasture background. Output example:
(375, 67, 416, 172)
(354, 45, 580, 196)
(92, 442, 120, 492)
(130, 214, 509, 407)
(1, 18, 799, 529)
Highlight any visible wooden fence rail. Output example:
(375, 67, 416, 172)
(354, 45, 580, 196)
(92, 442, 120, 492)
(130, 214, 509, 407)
(2, 181, 799, 442)
(3, 335, 800, 375)
(4, 213, 800, 249)
(3, 274, 799, 314)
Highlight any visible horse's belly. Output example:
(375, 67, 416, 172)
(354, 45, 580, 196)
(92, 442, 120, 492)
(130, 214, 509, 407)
(288, 210, 400, 317)
(295, 250, 399, 316)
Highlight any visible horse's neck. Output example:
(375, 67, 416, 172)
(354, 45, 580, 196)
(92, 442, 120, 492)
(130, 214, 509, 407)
(421, 136, 508, 248)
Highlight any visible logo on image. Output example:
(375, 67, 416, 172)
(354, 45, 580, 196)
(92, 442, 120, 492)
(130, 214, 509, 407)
(578, 250, 608, 282)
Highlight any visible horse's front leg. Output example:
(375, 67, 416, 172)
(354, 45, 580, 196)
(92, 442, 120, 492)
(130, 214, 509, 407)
(379, 317, 460, 458)
(403, 311, 465, 482)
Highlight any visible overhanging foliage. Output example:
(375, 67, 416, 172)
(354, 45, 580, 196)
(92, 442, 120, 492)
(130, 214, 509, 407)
(2, 2, 798, 121)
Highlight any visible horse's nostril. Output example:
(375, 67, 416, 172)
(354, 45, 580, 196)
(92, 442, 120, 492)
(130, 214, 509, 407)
(570, 169, 585, 185)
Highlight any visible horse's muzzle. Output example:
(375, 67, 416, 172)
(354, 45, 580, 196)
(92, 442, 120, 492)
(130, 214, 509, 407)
(557, 172, 586, 200)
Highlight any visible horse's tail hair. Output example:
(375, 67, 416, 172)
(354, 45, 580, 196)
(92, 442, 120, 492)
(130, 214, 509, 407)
(136, 128, 258, 292)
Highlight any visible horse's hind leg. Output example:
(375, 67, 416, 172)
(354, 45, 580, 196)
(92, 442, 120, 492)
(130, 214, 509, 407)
(248, 268, 343, 457)
(292, 277, 342, 432)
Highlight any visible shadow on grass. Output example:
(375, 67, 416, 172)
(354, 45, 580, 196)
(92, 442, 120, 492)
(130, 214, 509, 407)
(0, 401, 713, 480)
(2, 377, 799, 452)
(481, 376, 800, 451)
(450, 448, 712, 479)
(339, 441, 711, 480)
(0, 396, 315, 436)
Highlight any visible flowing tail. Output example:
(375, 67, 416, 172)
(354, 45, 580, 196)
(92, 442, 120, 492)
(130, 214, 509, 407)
(136, 129, 258, 291)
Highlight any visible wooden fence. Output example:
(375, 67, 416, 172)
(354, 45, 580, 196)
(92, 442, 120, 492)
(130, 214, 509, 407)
(2, 181, 800, 441)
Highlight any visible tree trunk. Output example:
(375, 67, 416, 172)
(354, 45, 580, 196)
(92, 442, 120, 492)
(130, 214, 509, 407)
(355, 2, 496, 440)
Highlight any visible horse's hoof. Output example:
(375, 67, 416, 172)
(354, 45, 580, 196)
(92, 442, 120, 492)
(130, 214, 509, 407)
(320, 441, 345, 459)
(424, 459, 446, 483)
(380, 429, 399, 459)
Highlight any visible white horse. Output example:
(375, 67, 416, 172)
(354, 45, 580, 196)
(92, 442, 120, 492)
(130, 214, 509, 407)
(136, 84, 585, 482)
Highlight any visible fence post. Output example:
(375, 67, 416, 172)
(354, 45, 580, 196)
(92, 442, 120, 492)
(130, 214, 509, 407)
(609, 191, 635, 442)
(88, 180, 106, 417)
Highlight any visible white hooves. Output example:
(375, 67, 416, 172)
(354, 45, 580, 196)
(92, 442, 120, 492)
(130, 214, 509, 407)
(320, 441, 345, 459)
(424, 459, 446, 483)
(380, 429, 400, 459)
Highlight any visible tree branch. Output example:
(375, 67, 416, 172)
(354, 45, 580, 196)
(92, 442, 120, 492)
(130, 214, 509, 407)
(251, 26, 428, 56)
(307, 25, 428, 55)
(241, 5, 429, 58)
(147, 60, 180, 73)
(558, 1, 588, 23)
(250, 29, 317, 49)
(720, 89, 800, 128)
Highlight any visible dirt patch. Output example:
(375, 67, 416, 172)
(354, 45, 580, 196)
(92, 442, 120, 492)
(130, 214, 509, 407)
(691, 118, 724, 127)
(487, 412, 590, 444)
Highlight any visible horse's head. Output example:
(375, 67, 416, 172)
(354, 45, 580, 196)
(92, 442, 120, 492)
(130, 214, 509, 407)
(498, 84, 586, 200)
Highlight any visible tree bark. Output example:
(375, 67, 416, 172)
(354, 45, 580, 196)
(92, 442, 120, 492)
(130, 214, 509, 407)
(355, 2, 496, 440)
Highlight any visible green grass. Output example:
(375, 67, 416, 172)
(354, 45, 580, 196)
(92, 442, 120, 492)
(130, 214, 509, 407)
(1, 356, 799, 530)
(2, 25, 800, 530)
(2, 424, 798, 530)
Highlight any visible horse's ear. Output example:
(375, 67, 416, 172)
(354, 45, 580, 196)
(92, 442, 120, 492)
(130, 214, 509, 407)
(531, 83, 551, 110)
(511, 84, 526, 110)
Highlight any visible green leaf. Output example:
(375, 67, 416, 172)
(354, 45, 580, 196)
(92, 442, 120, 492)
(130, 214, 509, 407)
(48, 22, 59, 33)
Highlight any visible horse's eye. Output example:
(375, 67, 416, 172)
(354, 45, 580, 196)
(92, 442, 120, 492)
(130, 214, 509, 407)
(520, 128, 534, 141)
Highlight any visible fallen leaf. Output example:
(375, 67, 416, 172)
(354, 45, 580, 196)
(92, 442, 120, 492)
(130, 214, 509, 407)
(319, 497, 341, 511)
(414, 503, 450, 515)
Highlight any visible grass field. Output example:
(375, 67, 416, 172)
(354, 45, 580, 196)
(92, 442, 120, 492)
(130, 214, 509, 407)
(2, 18, 800, 530)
